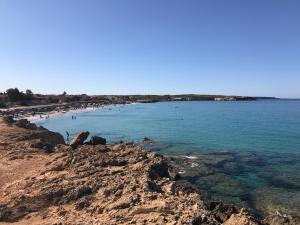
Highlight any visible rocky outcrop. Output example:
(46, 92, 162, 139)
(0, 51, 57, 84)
(223, 209, 261, 225)
(14, 118, 44, 131)
(2, 115, 14, 124)
(14, 118, 30, 128)
(0, 129, 218, 224)
(0, 118, 64, 153)
(87, 135, 106, 145)
(70, 131, 89, 148)
(0, 119, 297, 225)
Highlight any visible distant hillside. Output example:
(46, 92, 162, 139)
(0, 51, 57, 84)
(0, 88, 277, 108)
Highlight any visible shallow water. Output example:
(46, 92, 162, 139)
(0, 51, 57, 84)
(37, 100, 300, 217)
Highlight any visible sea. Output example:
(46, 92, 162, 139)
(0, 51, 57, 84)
(36, 100, 300, 218)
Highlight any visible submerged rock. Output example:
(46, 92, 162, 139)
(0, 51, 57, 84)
(143, 137, 154, 144)
(254, 186, 300, 220)
(270, 175, 300, 189)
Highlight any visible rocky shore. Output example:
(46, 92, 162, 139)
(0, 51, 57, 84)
(0, 117, 297, 225)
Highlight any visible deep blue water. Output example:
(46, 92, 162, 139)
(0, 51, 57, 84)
(37, 100, 300, 217)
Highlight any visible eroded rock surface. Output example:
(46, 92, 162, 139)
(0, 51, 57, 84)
(0, 118, 294, 225)
(87, 135, 106, 145)
(70, 131, 89, 149)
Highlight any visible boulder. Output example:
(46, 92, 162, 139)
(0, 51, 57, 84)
(2, 116, 14, 124)
(89, 136, 106, 145)
(14, 119, 39, 130)
(35, 130, 65, 147)
(70, 131, 90, 148)
(37, 126, 47, 131)
(15, 119, 29, 128)
(26, 123, 38, 130)
(30, 139, 53, 152)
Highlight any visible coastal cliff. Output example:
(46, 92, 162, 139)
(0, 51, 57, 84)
(0, 118, 296, 225)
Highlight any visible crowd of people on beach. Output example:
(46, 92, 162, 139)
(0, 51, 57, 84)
(0, 102, 131, 132)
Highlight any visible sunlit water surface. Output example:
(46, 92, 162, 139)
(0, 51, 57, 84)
(37, 100, 300, 217)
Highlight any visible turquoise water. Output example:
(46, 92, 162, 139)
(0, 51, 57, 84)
(37, 100, 300, 217)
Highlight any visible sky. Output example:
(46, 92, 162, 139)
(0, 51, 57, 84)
(0, 0, 300, 98)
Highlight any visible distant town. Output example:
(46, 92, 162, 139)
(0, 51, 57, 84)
(0, 88, 277, 118)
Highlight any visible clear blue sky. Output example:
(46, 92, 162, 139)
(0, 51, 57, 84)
(0, 0, 300, 97)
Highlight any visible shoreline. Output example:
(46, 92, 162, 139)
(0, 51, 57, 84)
(2, 102, 137, 123)
(26, 103, 300, 220)
(17, 102, 300, 221)
(0, 96, 282, 121)
(0, 117, 298, 224)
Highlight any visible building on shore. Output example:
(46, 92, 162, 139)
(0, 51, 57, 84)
(214, 97, 236, 101)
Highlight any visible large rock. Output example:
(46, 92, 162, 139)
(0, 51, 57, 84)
(2, 116, 14, 124)
(15, 119, 30, 128)
(88, 136, 106, 145)
(26, 123, 38, 130)
(70, 131, 90, 148)
(36, 130, 65, 147)
(14, 119, 40, 130)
